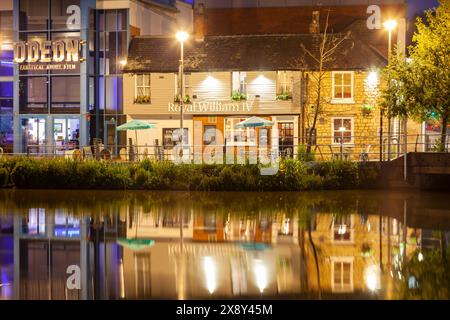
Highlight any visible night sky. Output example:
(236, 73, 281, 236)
(407, 0, 439, 17)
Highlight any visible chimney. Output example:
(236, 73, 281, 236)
(194, 3, 206, 41)
(309, 11, 320, 34)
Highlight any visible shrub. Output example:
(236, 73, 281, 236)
(297, 144, 315, 162)
(1, 157, 375, 191)
(0, 168, 8, 187)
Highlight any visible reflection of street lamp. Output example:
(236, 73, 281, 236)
(384, 19, 397, 161)
(176, 31, 189, 158)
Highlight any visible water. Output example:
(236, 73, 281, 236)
(0, 190, 449, 300)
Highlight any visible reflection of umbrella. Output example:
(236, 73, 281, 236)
(116, 120, 156, 147)
(117, 238, 154, 251)
(235, 116, 274, 128)
(239, 242, 270, 251)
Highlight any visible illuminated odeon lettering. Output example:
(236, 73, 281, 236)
(13, 39, 83, 63)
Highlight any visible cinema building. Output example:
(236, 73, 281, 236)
(6, 0, 192, 155)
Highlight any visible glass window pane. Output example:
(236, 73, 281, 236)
(334, 262, 341, 284)
(51, 76, 80, 108)
(0, 47, 14, 77)
(343, 85, 352, 98)
(343, 263, 351, 284)
(343, 73, 352, 85)
(334, 73, 342, 86)
(105, 10, 117, 31)
(19, 0, 49, 30)
(51, 0, 81, 30)
(343, 119, 352, 130)
(20, 77, 48, 109)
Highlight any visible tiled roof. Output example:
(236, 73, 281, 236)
(124, 33, 387, 73)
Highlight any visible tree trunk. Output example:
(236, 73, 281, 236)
(440, 111, 448, 152)
(307, 219, 321, 299)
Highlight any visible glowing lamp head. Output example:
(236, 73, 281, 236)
(119, 59, 127, 67)
(383, 19, 398, 32)
(176, 31, 189, 43)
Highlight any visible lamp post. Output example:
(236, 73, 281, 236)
(176, 31, 189, 160)
(384, 19, 397, 162)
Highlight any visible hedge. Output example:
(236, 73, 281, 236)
(0, 157, 381, 191)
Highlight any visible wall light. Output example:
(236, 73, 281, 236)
(119, 59, 127, 67)
(364, 265, 380, 291)
(366, 71, 379, 87)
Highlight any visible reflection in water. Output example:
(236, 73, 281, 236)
(0, 190, 449, 300)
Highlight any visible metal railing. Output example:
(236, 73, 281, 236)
(1, 133, 448, 162)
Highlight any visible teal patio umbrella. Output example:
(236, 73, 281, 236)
(116, 120, 156, 157)
(235, 116, 274, 128)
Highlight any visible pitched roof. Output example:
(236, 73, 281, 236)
(124, 33, 387, 73)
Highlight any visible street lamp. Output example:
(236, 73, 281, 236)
(176, 31, 189, 159)
(384, 19, 397, 161)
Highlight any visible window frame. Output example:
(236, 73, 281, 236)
(134, 73, 151, 102)
(331, 257, 354, 293)
(224, 117, 256, 147)
(331, 71, 354, 104)
(331, 214, 354, 243)
(331, 117, 354, 145)
(231, 71, 247, 95)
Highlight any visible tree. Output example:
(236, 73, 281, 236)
(381, 0, 450, 151)
(300, 11, 351, 154)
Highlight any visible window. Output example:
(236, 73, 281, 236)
(51, 76, 80, 109)
(277, 71, 293, 94)
(332, 117, 353, 144)
(332, 258, 354, 292)
(332, 215, 353, 242)
(224, 117, 256, 147)
(176, 74, 191, 97)
(203, 125, 216, 146)
(232, 72, 247, 94)
(162, 128, 188, 150)
(332, 71, 354, 102)
(135, 74, 151, 102)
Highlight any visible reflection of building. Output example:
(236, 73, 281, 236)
(0, 195, 438, 300)
(0, 216, 14, 299)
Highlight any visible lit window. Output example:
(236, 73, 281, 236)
(232, 72, 247, 94)
(332, 71, 354, 102)
(332, 117, 353, 144)
(333, 215, 352, 241)
(277, 71, 293, 94)
(135, 74, 151, 103)
(176, 74, 191, 97)
(224, 117, 256, 147)
(332, 258, 354, 292)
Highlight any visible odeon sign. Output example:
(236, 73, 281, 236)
(13, 40, 84, 70)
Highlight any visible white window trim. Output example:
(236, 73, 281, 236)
(331, 117, 354, 146)
(331, 256, 354, 293)
(331, 71, 355, 104)
(331, 214, 354, 243)
(134, 74, 151, 102)
(231, 71, 247, 95)
(224, 117, 257, 147)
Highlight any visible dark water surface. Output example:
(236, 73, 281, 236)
(0, 190, 449, 300)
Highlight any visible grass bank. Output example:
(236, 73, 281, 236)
(0, 157, 381, 191)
